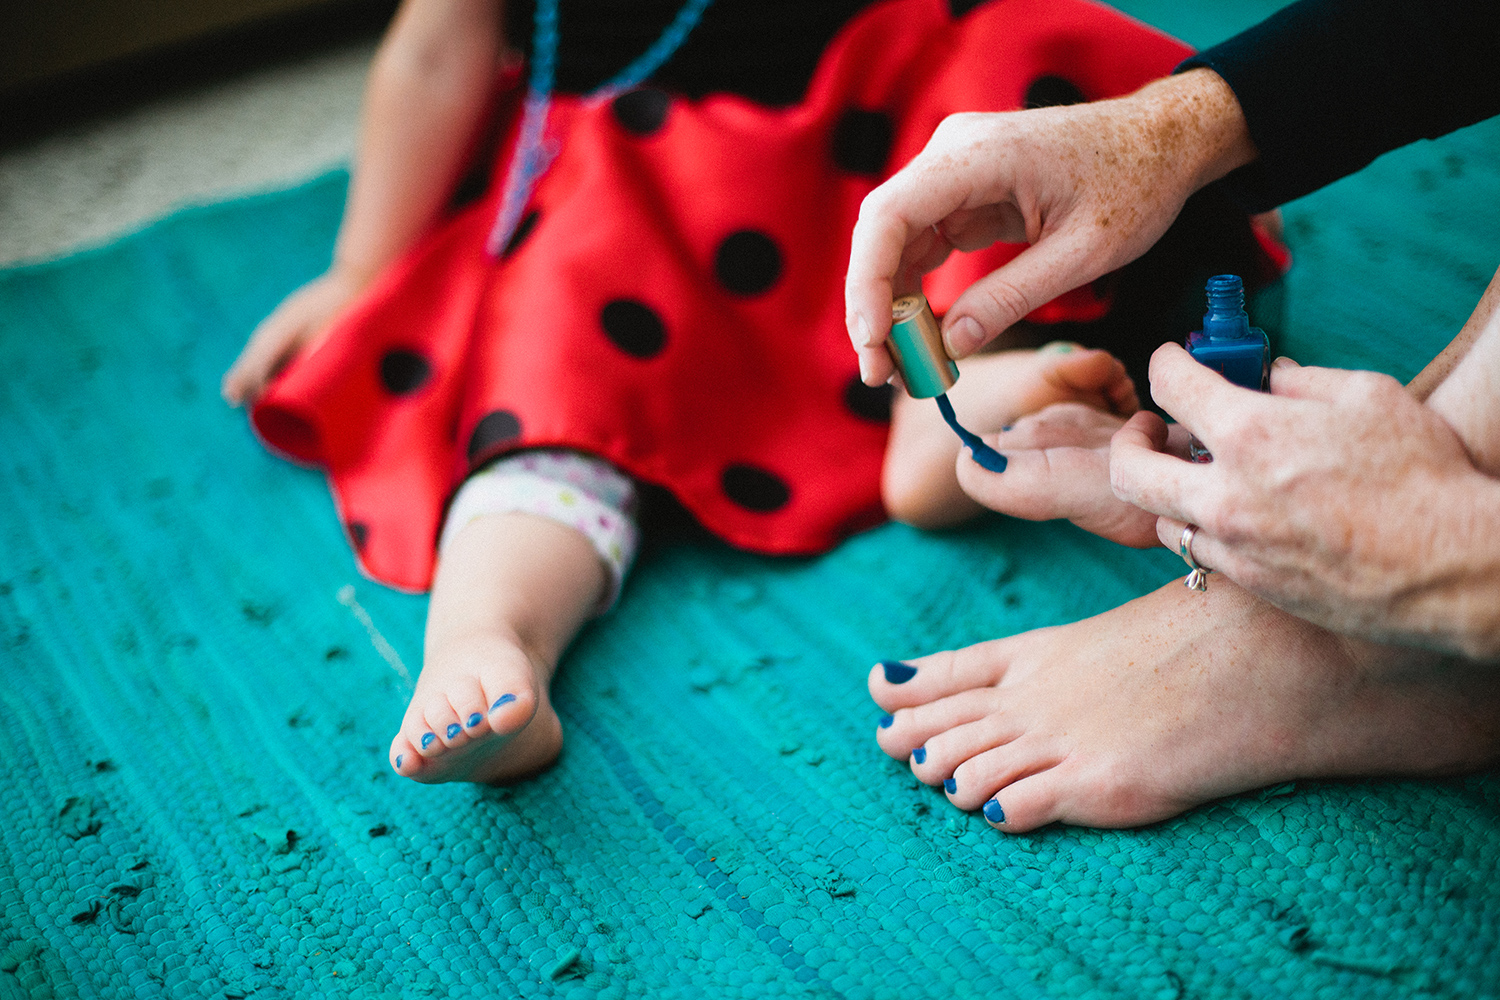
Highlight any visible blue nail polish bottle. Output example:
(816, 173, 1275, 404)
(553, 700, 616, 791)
(943, 778, 957, 794)
(912, 746, 927, 765)
(878, 713, 894, 729)
(881, 660, 917, 684)
(983, 800, 1005, 824)
(1185, 274, 1269, 461)
(467, 712, 483, 728)
(421, 732, 435, 749)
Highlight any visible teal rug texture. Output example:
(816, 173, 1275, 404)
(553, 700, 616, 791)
(5, 5, 1500, 997)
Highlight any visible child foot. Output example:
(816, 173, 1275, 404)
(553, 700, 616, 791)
(388, 628, 562, 784)
(871, 580, 1500, 832)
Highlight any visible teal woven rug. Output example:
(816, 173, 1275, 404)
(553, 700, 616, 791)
(6, 6, 1500, 997)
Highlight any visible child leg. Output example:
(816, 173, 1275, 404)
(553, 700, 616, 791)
(389, 451, 637, 784)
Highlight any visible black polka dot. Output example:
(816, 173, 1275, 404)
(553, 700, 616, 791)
(502, 210, 541, 258)
(832, 109, 894, 176)
(721, 464, 791, 513)
(600, 300, 668, 358)
(467, 410, 523, 465)
(714, 231, 782, 296)
(1024, 75, 1088, 110)
(843, 375, 894, 423)
(379, 349, 432, 395)
(612, 88, 671, 136)
(348, 521, 369, 551)
(949, 0, 989, 15)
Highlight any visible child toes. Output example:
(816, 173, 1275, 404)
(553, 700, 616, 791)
(389, 734, 423, 776)
(423, 700, 469, 750)
(481, 684, 536, 737)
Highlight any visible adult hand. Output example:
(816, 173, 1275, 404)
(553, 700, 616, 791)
(955, 402, 1170, 549)
(844, 68, 1256, 386)
(221, 268, 365, 406)
(1110, 344, 1500, 660)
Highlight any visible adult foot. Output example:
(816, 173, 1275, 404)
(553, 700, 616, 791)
(388, 510, 606, 785)
(871, 580, 1500, 832)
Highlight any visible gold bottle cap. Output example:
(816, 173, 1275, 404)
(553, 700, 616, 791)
(887, 293, 958, 398)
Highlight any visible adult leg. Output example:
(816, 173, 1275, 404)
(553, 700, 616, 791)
(872, 580, 1500, 832)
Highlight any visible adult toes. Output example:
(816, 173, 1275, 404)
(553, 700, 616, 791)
(910, 711, 1023, 788)
(876, 688, 1003, 764)
(868, 638, 1015, 709)
(978, 768, 1069, 834)
(947, 735, 1062, 814)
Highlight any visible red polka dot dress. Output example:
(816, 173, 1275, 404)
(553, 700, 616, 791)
(251, 0, 1288, 593)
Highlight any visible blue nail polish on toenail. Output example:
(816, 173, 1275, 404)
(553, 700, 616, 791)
(467, 712, 483, 728)
(1001, 424, 1013, 432)
(912, 746, 927, 765)
(446, 723, 461, 739)
(421, 732, 435, 749)
(881, 660, 917, 684)
(983, 800, 1005, 824)
(490, 694, 516, 712)
(944, 778, 957, 794)
(395, 755, 404, 769)
(878, 713, 893, 729)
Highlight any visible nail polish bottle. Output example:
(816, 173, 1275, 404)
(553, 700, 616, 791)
(888, 295, 1008, 472)
(1185, 274, 1269, 462)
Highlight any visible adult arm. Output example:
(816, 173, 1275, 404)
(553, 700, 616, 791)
(222, 0, 504, 405)
(1181, 0, 1500, 212)
(1110, 267, 1500, 662)
(844, 0, 1500, 381)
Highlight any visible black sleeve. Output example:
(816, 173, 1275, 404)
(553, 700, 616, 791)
(1177, 0, 1500, 211)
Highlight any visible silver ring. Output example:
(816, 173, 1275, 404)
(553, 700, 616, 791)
(1180, 524, 1212, 592)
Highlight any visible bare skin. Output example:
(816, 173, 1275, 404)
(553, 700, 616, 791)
(872, 579, 1500, 833)
(391, 348, 1129, 784)
(389, 512, 604, 783)
(883, 343, 1138, 528)
(845, 68, 1256, 384)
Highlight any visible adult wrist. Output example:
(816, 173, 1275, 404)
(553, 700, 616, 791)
(1136, 68, 1258, 196)
(1406, 473, 1500, 663)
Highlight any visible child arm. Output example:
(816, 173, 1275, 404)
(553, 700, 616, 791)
(222, 0, 505, 405)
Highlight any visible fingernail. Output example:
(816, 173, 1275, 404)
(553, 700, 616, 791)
(395, 754, 404, 769)
(467, 712, 483, 728)
(878, 713, 894, 729)
(857, 312, 875, 349)
(912, 746, 927, 765)
(944, 316, 982, 358)
(943, 778, 957, 794)
(446, 723, 462, 739)
(983, 799, 1005, 824)
(1272, 355, 1298, 369)
(490, 694, 516, 712)
(858, 353, 873, 384)
(881, 660, 917, 684)
(420, 732, 435, 749)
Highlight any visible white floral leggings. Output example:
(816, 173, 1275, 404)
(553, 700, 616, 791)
(438, 449, 639, 611)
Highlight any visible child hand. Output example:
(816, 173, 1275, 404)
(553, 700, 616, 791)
(957, 402, 1185, 548)
(221, 268, 364, 406)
